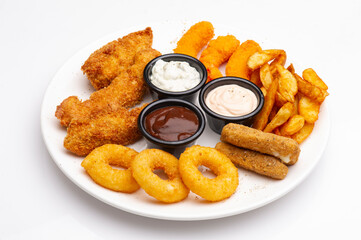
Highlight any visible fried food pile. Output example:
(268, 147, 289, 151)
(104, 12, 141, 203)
(55, 28, 161, 156)
(54, 21, 330, 205)
(247, 51, 329, 143)
(174, 22, 329, 144)
(171, 21, 329, 180)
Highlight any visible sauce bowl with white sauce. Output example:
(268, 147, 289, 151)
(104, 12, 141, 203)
(143, 53, 207, 102)
(199, 77, 264, 134)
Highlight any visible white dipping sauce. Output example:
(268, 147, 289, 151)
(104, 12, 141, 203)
(205, 84, 258, 117)
(150, 59, 201, 92)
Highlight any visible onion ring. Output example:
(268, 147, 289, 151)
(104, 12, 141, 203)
(131, 149, 189, 203)
(81, 144, 140, 193)
(179, 145, 239, 202)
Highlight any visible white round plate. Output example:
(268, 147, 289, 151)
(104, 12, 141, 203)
(41, 21, 330, 221)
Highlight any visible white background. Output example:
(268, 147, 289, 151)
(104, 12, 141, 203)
(1, 0, 360, 239)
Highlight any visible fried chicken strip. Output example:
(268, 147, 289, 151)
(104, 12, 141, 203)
(55, 48, 161, 127)
(215, 142, 288, 180)
(221, 123, 300, 165)
(81, 27, 153, 90)
(64, 105, 146, 156)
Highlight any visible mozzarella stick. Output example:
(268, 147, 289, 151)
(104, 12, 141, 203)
(215, 142, 288, 180)
(220, 123, 300, 165)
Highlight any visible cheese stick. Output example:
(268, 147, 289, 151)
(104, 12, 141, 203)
(220, 123, 300, 165)
(215, 142, 288, 180)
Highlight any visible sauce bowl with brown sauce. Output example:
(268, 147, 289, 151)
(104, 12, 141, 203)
(138, 99, 206, 156)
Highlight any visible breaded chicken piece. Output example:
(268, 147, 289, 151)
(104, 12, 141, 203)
(55, 48, 161, 127)
(64, 105, 146, 156)
(199, 35, 240, 82)
(81, 27, 153, 90)
(173, 21, 214, 58)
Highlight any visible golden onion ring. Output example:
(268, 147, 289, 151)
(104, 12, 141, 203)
(81, 144, 140, 193)
(179, 145, 239, 202)
(131, 149, 189, 203)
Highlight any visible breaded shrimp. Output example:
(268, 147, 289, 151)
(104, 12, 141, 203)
(55, 48, 161, 127)
(173, 21, 214, 58)
(199, 35, 240, 82)
(226, 40, 262, 80)
(81, 28, 153, 90)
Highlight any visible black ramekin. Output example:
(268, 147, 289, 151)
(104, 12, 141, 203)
(143, 53, 207, 103)
(199, 77, 264, 134)
(138, 98, 206, 157)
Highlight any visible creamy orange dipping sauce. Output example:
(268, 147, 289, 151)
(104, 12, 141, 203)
(205, 84, 258, 117)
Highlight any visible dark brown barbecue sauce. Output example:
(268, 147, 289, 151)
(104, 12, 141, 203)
(145, 106, 199, 142)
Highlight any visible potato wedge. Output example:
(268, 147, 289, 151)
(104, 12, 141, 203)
(291, 122, 315, 144)
(302, 68, 328, 90)
(260, 87, 267, 97)
(247, 49, 285, 70)
(260, 63, 273, 89)
(298, 95, 320, 123)
(273, 127, 281, 136)
(249, 68, 262, 88)
(291, 94, 299, 116)
(295, 73, 329, 103)
(270, 50, 287, 73)
(268, 105, 278, 122)
(253, 77, 279, 130)
(275, 91, 288, 108)
(276, 64, 298, 102)
(279, 114, 305, 136)
(287, 63, 295, 74)
(264, 102, 293, 133)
